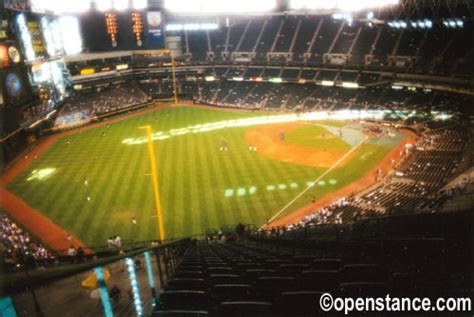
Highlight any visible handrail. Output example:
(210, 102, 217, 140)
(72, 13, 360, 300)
(0, 238, 191, 296)
(255, 209, 473, 241)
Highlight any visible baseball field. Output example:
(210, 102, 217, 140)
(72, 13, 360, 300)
(4, 105, 406, 248)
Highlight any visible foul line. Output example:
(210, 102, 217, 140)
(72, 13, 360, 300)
(260, 136, 369, 230)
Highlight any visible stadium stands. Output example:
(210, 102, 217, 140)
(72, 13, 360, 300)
(1, 214, 55, 265)
(285, 121, 472, 230)
(2, 4, 473, 316)
(54, 82, 151, 128)
(151, 210, 472, 316)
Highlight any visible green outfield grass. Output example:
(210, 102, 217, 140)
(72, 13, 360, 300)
(7, 106, 396, 245)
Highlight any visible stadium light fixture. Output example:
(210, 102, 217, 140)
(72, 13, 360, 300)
(342, 82, 359, 89)
(59, 16, 83, 55)
(311, 0, 337, 9)
(96, 0, 112, 11)
(166, 23, 221, 32)
(113, 0, 128, 11)
(116, 64, 129, 70)
(164, 0, 276, 14)
(132, 0, 147, 10)
(291, 0, 398, 12)
(166, 24, 183, 31)
(321, 80, 334, 86)
(30, 0, 92, 14)
(291, 0, 306, 10)
(455, 19, 464, 28)
(424, 19, 432, 28)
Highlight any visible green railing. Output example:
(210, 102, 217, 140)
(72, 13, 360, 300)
(1, 238, 191, 317)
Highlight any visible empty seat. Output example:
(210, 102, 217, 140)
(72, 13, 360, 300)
(178, 265, 204, 271)
(273, 291, 324, 315)
(255, 277, 296, 301)
(236, 263, 262, 272)
(174, 271, 206, 279)
(278, 264, 309, 277)
(342, 264, 387, 283)
(293, 255, 320, 264)
(208, 266, 234, 274)
(216, 301, 273, 316)
(152, 310, 208, 317)
(340, 282, 389, 296)
(265, 259, 290, 268)
(157, 291, 209, 311)
(210, 284, 253, 303)
(313, 259, 342, 271)
(209, 274, 241, 286)
(297, 270, 339, 292)
(165, 279, 207, 292)
(243, 269, 277, 282)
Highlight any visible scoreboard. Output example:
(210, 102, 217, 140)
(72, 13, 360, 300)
(0, 25, 31, 108)
(80, 11, 164, 51)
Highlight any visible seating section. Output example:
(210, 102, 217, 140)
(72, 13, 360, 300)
(1, 213, 55, 265)
(289, 122, 471, 229)
(55, 82, 151, 128)
(154, 229, 471, 316)
(143, 80, 470, 114)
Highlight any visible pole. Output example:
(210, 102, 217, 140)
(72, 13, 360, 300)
(170, 53, 178, 105)
(139, 125, 165, 241)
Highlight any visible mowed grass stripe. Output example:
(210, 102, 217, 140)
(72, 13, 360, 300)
(75, 133, 122, 238)
(199, 133, 219, 234)
(243, 147, 273, 227)
(168, 124, 186, 237)
(225, 130, 252, 225)
(186, 135, 202, 237)
(215, 140, 240, 228)
(202, 133, 227, 233)
(195, 134, 211, 235)
(181, 107, 199, 237)
(84, 134, 132, 244)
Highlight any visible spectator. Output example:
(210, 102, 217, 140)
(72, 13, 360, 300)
(0, 214, 54, 264)
(68, 246, 77, 257)
(110, 285, 121, 305)
(114, 236, 122, 251)
(107, 237, 115, 251)
(76, 247, 85, 262)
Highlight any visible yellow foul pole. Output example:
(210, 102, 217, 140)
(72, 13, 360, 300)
(139, 125, 165, 241)
(170, 53, 178, 105)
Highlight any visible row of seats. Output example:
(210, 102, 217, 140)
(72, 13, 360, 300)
(153, 238, 458, 316)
